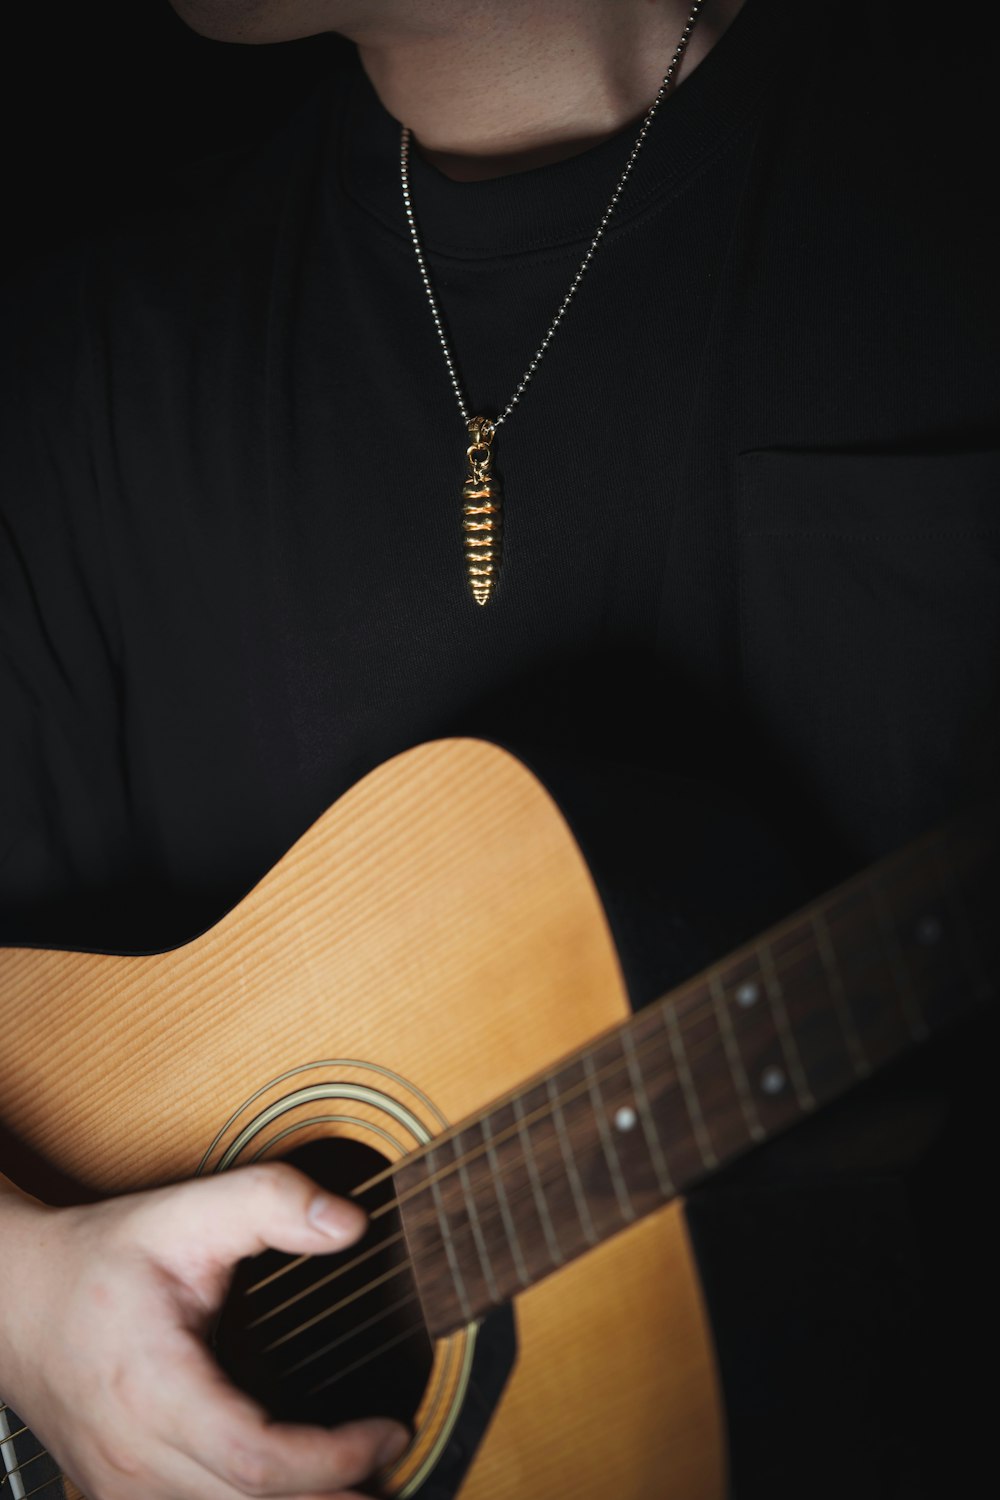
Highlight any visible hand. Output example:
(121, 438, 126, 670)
(0, 1163, 410, 1498)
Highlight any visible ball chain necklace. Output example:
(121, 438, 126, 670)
(400, 0, 705, 605)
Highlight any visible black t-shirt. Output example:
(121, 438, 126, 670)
(2, 0, 997, 1492)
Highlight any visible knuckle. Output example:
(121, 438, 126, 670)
(92, 1428, 143, 1479)
(330, 1429, 376, 1484)
(248, 1160, 300, 1201)
(223, 1440, 276, 1495)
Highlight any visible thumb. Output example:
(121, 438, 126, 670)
(135, 1162, 368, 1274)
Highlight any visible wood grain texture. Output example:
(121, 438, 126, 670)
(0, 737, 724, 1500)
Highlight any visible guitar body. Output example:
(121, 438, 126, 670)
(0, 739, 724, 1500)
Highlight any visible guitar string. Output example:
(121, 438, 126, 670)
(19, 1477, 66, 1500)
(260, 1262, 412, 1352)
(241, 855, 961, 1344)
(252, 900, 971, 1372)
(245, 1231, 406, 1324)
(263, 1260, 416, 1356)
(305, 1323, 424, 1398)
(278, 1290, 419, 1379)
(0, 1444, 49, 1486)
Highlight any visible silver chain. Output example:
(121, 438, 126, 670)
(400, 0, 705, 432)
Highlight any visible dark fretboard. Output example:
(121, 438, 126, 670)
(395, 799, 998, 1338)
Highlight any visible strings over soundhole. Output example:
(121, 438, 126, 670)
(212, 1138, 433, 1431)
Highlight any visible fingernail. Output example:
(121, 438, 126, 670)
(308, 1194, 365, 1242)
(376, 1426, 409, 1467)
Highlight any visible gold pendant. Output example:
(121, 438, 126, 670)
(462, 416, 502, 606)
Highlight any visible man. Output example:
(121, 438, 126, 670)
(1, 1, 997, 1496)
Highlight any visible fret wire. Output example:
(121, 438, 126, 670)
(935, 840, 993, 1004)
(708, 970, 765, 1142)
(511, 1095, 564, 1266)
(415, 1114, 581, 1260)
(663, 1004, 718, 1171)
(427, 1151, 474, 1325)
(545, 1074, 599, 1246)
(810, 908, 870, 1078)
(868, 874, 929, 1041)
(480, 1114, 531, 1287)
(620, 1024, 677, 1195)
(454, 1135, 501, 1304)
(756, 939, 815, 1110)
(582, 1052, 635, 1223)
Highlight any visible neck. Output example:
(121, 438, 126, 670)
(354, 0, 746, 182)
(394, 798, 997, 1338)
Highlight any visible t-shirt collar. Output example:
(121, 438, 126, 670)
(334, 0, 804, 261)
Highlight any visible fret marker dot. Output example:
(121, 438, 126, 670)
(761, 1066, 786, 1096)
(916, 915, 943, 945)
(735, 981, 759, 1008)
(614, 1106, 638, 1133)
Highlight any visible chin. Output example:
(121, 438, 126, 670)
(166, 1, 334, 45)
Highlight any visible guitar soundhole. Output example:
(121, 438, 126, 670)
(212, 1137, 433, 1431)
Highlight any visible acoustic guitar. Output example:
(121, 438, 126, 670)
(0, 738, 996, 1500)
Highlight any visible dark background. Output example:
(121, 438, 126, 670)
(5, 0, 339, 275)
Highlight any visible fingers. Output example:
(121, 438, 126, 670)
(170, 1443, 376, 1500)
(133, 1163, 368, 1274)
(160, 1435, 393, 1500)
(159, 1329, 409, 1495)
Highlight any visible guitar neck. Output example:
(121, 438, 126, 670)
(396, 800, 999, 1338)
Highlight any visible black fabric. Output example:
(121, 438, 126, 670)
(2, 0, 998, 1491)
